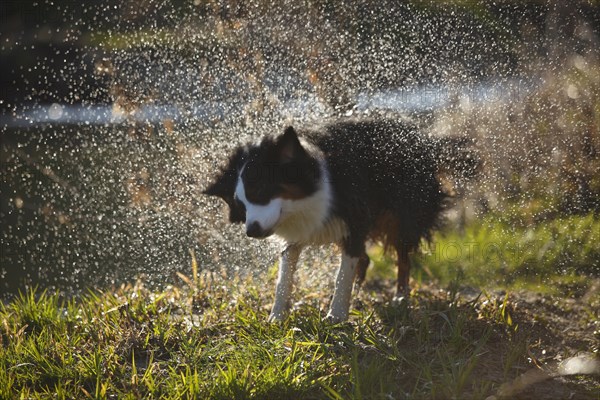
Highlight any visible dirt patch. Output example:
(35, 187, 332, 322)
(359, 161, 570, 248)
(456, 284, 600, 399)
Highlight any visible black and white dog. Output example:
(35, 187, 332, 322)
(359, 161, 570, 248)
(204, 119, 475, 322)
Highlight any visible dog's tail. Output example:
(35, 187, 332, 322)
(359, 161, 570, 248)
(433, 136, 481, 182)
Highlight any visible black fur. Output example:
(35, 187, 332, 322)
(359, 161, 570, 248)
(241, 127, 322, 204)
(203, 147, 247, 223)
(305, 119, 447, 257)
(205, 118, 477, 294)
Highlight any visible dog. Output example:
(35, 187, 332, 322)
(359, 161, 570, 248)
(203, 119, 476, 322)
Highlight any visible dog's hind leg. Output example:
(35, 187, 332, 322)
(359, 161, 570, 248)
(268, 243, 303, 322)
(394, 243, 411, 301)
(354, 251, 370, 289)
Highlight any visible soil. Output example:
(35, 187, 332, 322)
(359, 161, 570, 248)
(456, 284, 600, 400)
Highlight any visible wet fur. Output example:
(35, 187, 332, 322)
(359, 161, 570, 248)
(204, 119, 474, 321)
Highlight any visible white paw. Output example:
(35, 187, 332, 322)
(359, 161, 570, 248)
(267, 310, 286, 323)
(324, 311, 348, 324)
(392, 294, 409, 304)
(392, 295, 410, 306)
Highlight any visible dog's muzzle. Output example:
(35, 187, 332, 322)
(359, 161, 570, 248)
(246, 221, 273, 239)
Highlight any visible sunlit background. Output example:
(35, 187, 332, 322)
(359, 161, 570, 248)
(1, 0, 599, 298)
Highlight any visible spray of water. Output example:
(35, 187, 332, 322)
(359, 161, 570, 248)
(1, 1, 598, 297)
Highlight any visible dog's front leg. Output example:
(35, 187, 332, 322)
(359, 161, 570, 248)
(326, 252, 359, 323)
(268, 243, 303, 322)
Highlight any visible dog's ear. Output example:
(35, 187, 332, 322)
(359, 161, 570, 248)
(276, 126, 304, 163)
(204, 172, 247, 224)
(203, 170, 235, 199)
(203, 147, 246, 199)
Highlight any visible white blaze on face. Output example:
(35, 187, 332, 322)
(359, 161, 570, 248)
(235, 171, 282, 234)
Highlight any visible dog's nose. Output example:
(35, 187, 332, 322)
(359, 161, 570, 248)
(246, 222, 264, 238)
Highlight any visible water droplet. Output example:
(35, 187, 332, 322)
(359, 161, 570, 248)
(48, 103, 63, 120)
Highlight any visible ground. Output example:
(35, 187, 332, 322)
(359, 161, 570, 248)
(1, 270, 598, 399)
(1, 214, 598, 399)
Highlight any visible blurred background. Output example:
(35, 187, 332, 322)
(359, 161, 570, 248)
(1, 0, 599, 299)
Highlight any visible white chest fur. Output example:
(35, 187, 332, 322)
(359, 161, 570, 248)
(305, 216, 348, 244)
(273, 159, 348, 245)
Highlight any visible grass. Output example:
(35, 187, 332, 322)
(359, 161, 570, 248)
(0, 283, 519, 399)
(1, 214, 599, 399)
(410, 213, 600, 296)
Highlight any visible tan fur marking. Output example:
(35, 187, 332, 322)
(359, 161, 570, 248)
(370, 211, 401, 252)
(279, 184, 307, 200)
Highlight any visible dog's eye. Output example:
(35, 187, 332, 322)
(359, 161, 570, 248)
(256, 185, 267, 196)
(234, 197, 246, 211)
(245, 184, 272, 204)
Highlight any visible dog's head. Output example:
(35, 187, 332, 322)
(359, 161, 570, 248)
(203, 146, 248, 224)
(203, 126, 321, 238)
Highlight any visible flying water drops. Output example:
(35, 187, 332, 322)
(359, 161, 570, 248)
(1, 0, 598, 297)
